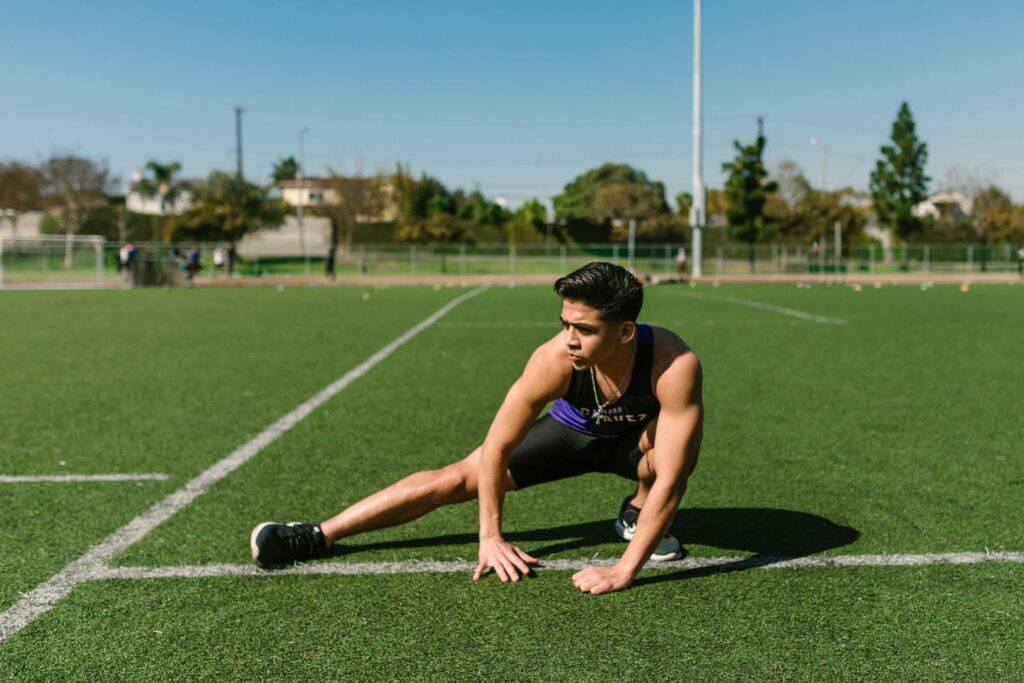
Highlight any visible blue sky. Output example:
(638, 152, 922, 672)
(3, 0, 1023, 207)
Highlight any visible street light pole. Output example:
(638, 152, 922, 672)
(810, 136, 827, 192)
(810, 137, 828, 271)
(297, 127, 309, 275)
(691, 0, 704, 278)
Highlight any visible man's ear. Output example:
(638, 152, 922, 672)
(620, 321, 637, 344)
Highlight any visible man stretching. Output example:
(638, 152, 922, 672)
(251, 262, 703, 595)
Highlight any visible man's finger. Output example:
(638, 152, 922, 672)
(514, 547, 540, 564)
(500, 557, 521, 582)
(504, 551, 530, 577)
(473, 561, 486, 582)
(492, 561, 510, 583)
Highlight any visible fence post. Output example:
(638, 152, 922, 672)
(94, 238, 104, 286)
(664, 244, 671, 273)
(510, 243, 516, 275)
(967, 244, 973, 274)
(460, 243, 466, 275)
(559, 244, 567, 272)
(771, 244, 778, 273)
(716, 246, 723, 274)
(924, 244, 929, 275)
(869, 245, 875, 273)
(411, 245, 417, 275)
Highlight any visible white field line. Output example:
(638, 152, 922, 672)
(0, 286, 488, 645)
(681, 291, 849, 325)
(94, 550, 1024, 581)
(0, 474, 169, 483)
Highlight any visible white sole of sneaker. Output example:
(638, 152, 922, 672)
(250, 522, 274, 564)
(614, 518, 682, 562)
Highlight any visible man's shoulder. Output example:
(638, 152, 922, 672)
(646, 325, 700, 377)
(647, 325, 696, 359)
(516, 333, 573, 403)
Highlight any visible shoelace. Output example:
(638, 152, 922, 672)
(285, 524, 320, 557)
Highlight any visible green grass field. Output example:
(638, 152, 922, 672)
(1, 281, 1023, 681)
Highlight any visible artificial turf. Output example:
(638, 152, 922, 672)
(1, 282, 1022, 680)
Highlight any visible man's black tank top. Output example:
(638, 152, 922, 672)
(549, 324, 660, 437)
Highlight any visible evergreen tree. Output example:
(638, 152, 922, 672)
(272, 157, 299, 184)
(721, 118, 777, 272)
(869, 102, 930, 244)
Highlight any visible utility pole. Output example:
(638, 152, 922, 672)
(690, 0, 704, 278)
(235, 106, 245, 179)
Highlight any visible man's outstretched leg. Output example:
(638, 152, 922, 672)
(250, 447, 513, 566)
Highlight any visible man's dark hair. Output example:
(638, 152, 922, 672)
(554, 262, 643, 322)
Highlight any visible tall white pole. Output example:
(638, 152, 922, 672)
(628, 218, 637, 272)
(691, 0, 704, 278)
(811, 137, 828, 261)
(297, 127, 308, 275)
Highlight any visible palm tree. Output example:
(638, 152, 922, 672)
(134, 161, 184, 214)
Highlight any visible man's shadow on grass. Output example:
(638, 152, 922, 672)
(334, 507, 859, 584)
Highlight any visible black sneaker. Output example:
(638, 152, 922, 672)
(250, 522, 327, 566)
(613, 496, 682, 562)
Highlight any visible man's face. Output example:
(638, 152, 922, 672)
(559, 299, 630, 370)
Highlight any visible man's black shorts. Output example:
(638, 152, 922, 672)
(507, 415, 647, 490)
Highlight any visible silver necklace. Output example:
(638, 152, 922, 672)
(590, 341, 636, 422)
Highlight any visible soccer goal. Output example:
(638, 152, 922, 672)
(0, 234, 107, 288)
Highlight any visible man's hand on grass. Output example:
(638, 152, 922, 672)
(473, 537, 539, 583)
(571, 564, 635, 595)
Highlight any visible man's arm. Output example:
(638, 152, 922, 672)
(474, 342, 568, 583)
(572, 348, 703, 594)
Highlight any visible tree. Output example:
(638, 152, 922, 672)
(0, 162, 45, 237)
(132, 160, 185, 214)
(272, 157, 299, 184)
(869, 102, 930, 246)
(971, 185, 1016, 271)
(721, 118, 777, 271)
(553, 163, 671, 243)
(41, 154, 117, 267)
(166, 171, 286, 243)
(508, 198, 550, 244)
(392, 165, 458, 242)
(317, 170, 387, 270)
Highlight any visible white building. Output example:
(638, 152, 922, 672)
(277, 178, 337, 208)
(912, 190, 973, 221)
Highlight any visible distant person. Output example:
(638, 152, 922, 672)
(251, 262, 704, 595)
(213, 247, 225, 275)
(325, 246, 336, 279)
(227, 245, 238, 276)
(675, 246, 688, 282)
(186, 246, 200, 281)
(118, 243, 134, 273)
